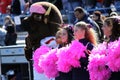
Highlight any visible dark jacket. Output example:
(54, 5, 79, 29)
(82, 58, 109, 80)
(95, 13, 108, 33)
(109, 72, 120, 80)
(95, 20, 104, 43)
(72, 38, 93, 80)
(55, 44, 72, 80)
(11, 0, 21, 15)
(55, 71, 72, 80)
(5, 25, 17, 46)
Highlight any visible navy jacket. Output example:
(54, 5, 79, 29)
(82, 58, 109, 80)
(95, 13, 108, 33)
(72, 38, 93, 80)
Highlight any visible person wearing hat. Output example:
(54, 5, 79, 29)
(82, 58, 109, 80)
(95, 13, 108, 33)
(21, 2, 63, 80)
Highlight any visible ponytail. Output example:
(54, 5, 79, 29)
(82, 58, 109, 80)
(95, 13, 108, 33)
(75, 21, 97, 46)
(85, 26, 97, 46)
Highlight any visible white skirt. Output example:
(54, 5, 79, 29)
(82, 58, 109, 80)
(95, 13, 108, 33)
(33, 69, 55, 80)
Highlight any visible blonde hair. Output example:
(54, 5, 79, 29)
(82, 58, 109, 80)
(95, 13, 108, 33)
(75, 21, 97, 45)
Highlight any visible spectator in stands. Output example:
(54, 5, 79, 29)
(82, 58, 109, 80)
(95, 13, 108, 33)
(24, 0, 32, 14)
(0, 0, 12, 25)
(103, 0, 115, 14)
(114, 0, 120, 10)
(0, 0, 12, 14)
(3, 15, 17, 46)
(10, 0, 21, 15)
(19, 0, 31, 14)
(83, 0, 97, 9)
(20, 0, 27, 14)
(6, 5, 11, 15)
(61, 0, 82, 24)
(0, 27, 7, 46)
(74, 7, 101, 43)
(92, 11, 104, 42)
(96, 0, 103, 8)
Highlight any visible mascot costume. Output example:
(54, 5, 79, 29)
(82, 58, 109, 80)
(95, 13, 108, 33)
(21, 2, 63, 80)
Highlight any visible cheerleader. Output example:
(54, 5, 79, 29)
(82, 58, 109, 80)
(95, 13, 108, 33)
(55, 27, 73, 80)
(72, 21, 97, 80)
(102, 17, 120, 80)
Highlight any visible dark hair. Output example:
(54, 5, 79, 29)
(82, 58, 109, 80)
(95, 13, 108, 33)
(93, 11, 102, 20)
(63, 27, 73, 44)
(104, 17, 120, 41)
(74, 7, 84, 13)
(58, 26, 73, 44)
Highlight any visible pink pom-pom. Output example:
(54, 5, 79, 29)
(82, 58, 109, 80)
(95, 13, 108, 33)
(88, 38, 120, 80)
(57, 46, 72, 73)
(56, 40, 86, 72)
(67, 40, 86, 67)
(33, 45, 51, 73)
(106, 38, 120, 72)
(69, 40, 86, 59)
(39, 49, 59, 78)
(88, 54, 111, 80)
(91, 42, 107, 55)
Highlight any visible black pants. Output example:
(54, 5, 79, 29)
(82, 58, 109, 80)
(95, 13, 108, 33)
(55, 71, 72, 80)
(109, 72, 120, 80)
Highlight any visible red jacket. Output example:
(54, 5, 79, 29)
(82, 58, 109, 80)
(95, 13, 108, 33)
(0, 0, 12, 14)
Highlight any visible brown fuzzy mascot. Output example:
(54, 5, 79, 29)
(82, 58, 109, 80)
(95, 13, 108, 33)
(21, 2, 63, 61)
(21, 2, 63, 79)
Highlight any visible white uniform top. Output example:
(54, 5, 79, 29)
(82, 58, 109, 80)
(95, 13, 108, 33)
(33, 36, 57, 80)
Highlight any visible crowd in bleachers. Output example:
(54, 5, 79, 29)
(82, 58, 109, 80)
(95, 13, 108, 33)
(0, 0, 120, 47)
(0, 0, 119, 46)
(0, 1, 119, 17)
(0, 0, 120, 26)
(0, 0, 120, 21)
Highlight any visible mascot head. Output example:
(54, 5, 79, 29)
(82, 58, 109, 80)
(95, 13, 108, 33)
(29, 2, 63, 24)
